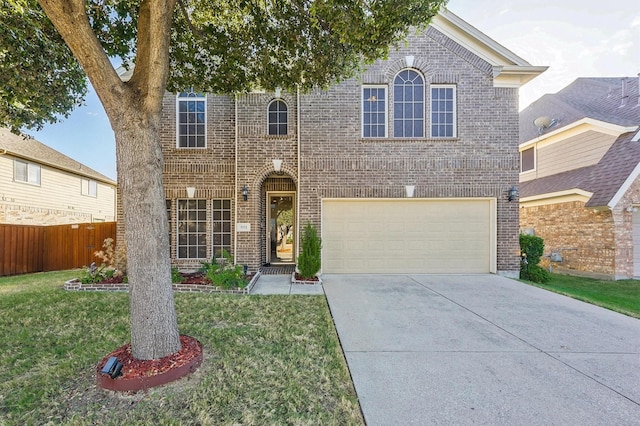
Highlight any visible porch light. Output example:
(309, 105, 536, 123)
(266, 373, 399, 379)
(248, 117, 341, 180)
(186, 187, 196, 198)
(272, 159, 283, 173)
(405, 185, 415, 198)
(242, 185, 249, 201)
(508, 186, 518, 202)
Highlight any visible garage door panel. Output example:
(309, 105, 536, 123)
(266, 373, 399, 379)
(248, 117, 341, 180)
(322, 199, 494, 274)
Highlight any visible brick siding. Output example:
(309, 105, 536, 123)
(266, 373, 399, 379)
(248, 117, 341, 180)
(119, 27, 522, 275)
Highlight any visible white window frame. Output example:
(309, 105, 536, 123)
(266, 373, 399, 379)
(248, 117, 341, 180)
(393, 69, 425, 138)
(267, 99, 288, 136)
(176, 90, 207, 149)
(81, 178, 97, 197)
(430, 84, 457, 138)
(520, 147, 536, 173)
(14, 160, 41, 185)
(362, 85, 388, 138)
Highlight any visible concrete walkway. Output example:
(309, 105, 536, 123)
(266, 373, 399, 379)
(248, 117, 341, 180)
(249, 273, 324, 295)
(323, 274, 640, 425)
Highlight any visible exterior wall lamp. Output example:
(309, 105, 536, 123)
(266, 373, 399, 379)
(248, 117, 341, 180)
(242, 185, 249, 201)
(508, 186, 518, 202)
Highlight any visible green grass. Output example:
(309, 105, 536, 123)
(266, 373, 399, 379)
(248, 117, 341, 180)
(0, 270, 363, 425)
(522, 273, 640, 319)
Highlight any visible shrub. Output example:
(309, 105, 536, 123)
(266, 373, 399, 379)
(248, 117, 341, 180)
(171, 267, 184, 283)
(519, 234, 550, 283)
(94, 238, 115, 267)
(297, 222, 322, 279)
(200, 249, 248, 289)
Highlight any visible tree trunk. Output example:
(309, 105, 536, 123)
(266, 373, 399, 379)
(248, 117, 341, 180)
(114, 105, 181, 360)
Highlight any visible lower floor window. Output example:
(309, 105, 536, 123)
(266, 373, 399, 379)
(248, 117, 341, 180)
(212, 199, 232, 258)
(177, 199, 207, 259)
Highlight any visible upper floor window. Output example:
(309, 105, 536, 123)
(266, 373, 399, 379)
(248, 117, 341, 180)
(393, 69, 424, 138)
(520, 147, 535, 172)
(431, 85, 456, 138)
(362, 86, 387, 138)
(176, 90, 206, 148)
(81, 178, 97, 197)
(268, 100, 288, 135)
(14, 160, 41, 185)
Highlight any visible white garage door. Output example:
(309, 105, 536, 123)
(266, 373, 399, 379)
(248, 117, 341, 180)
(322, 198, 496, 274)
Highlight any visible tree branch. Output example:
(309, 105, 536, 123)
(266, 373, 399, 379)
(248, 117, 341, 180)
(36, 0, 128, 121)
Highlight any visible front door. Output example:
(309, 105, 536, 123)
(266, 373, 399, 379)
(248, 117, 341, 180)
(267, 192, 295, 264)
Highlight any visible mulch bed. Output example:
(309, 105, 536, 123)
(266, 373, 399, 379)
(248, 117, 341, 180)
(96, 335, 203, 392)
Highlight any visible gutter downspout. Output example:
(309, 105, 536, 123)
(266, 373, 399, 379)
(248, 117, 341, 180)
(297, 86, 301, 262)
(234, 93, 238, 264)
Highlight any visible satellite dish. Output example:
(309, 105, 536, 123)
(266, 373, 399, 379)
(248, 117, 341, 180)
(533, 116, 557, 134)
(533, 116, 552, 129)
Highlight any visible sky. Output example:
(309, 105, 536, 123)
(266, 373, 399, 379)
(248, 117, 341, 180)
(26, 0, 640, 181)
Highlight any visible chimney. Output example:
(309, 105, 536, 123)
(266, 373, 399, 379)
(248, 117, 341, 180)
(620, 77, 628, 107)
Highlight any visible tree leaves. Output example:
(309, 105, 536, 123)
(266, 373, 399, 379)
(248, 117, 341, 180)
(1, 0, 448, 129)
(0, 0, 86, 131)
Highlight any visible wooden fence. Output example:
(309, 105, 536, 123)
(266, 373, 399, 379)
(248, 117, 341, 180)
(0, 222, 116, 276)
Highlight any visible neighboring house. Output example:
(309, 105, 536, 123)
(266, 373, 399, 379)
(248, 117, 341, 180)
(124, 9, 545, 275)
(0, 128, 117, 225)
(519, 77, 640, 279)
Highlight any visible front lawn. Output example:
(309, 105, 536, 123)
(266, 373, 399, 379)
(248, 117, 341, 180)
(522, 273, 640, 319)
(0, 270, 363, 425)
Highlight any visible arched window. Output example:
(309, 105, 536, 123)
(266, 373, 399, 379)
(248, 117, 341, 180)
(393, 69, 424, 138)
(268, 100, 288, 135)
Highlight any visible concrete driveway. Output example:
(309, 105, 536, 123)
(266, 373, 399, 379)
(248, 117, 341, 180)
(322, 274, 640, 425)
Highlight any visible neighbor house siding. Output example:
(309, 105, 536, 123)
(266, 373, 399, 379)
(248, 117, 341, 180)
(0, 154, 116, 225)
(521, 131, 617, 182)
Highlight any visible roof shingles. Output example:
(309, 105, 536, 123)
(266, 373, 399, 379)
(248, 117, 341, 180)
(0, 128, 115, 184)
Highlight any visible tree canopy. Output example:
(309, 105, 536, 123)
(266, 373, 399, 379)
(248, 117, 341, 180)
(2, 0, 447, 132)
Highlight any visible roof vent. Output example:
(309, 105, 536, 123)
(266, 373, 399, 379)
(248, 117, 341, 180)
(533, 116, 557, 135)
(620, 77, 629, 107)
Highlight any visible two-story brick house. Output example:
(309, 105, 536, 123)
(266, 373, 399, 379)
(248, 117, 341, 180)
(138, 9, 545, 276)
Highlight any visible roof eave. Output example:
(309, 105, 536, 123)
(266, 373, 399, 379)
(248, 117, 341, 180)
(431, 10, 547, 88)
(4, 149, 116, 186)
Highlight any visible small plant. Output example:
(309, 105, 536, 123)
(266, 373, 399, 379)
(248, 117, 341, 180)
(519, 233, 550, 283)
(94, 238, 116, 268)
(297, 222, 322, 279)
(171, 267, 185, 283)
(79, 262, 108, 284)
(200, 249, 248, 289)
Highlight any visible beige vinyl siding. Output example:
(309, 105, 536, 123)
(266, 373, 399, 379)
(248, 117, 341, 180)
(0, 154, 116, 224)
(521, 131, 617, 182)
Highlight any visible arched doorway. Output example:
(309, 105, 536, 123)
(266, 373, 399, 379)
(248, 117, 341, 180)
(262, 176, 297, 265)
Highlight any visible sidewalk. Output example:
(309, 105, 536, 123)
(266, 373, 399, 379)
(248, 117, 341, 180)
(250, 274, 324, 295)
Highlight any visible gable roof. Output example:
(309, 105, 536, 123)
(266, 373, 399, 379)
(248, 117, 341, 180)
(0, 128, 116, 185)
(520, 77, 640, 142)
(520, 131, 640, 208)
(519, 76, 640, 209)
(431, 9, 548, 88)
